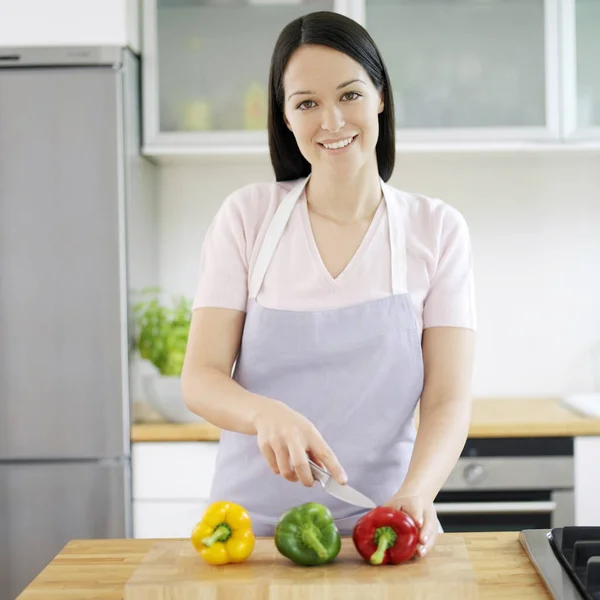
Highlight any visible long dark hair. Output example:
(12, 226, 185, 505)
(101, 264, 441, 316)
(268, 11, 395, 182)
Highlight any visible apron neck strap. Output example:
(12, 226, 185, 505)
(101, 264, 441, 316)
(249, 176, 310, 299)
(382, 180, 408, 295)
(248, 175, 407, 299)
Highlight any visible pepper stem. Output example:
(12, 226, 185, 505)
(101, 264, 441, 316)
(301, 526, 328, 560)
(201, 523, 232, 547)
(370, 526, 398, 565)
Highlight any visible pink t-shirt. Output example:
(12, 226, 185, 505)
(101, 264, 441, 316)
(193, 180, 476, 334)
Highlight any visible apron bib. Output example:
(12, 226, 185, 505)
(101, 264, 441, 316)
(208, 176, 424, 536)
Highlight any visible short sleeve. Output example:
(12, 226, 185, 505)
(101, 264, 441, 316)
(423, 205, 476, 330)
(192, 192, 249, 312)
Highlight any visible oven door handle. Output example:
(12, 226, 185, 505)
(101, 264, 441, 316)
(434, 501, 557, 515)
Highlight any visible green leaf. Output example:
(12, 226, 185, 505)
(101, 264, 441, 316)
(130, 287, 192, 376)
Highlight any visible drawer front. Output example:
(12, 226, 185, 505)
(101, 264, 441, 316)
(132, 442, 219, 500)
(133, 499, 210, 538)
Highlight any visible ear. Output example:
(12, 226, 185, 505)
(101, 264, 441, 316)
(378, 91, 384, 114)
(283, 112, 292, 131)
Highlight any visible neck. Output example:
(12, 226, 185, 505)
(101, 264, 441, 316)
(305, 162, 382, 224)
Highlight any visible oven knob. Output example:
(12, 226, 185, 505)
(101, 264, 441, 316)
(463, 463, 485, 485)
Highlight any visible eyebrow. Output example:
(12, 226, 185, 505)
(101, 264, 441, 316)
(287, 78, 366, 101)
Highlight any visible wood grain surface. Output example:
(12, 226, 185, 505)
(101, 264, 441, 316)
(18, 533, 551, 599)
(131, 397, 600, 442)
(124, 537, 478, 600)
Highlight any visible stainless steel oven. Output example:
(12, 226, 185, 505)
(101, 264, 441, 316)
(434, 437, 574, 532)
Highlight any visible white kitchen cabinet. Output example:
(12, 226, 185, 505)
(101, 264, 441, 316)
(141, 0, 600, 157)
(365, 0, 559, 143)
(133, 441, 218, 500)
(132, 441, 218, 538)
(561, 0, 600, 139)
(0, 0, 140, 51)
(574, 436, 600, 526)
(141, 0, 335, 154)
(134, 500, 210, 538)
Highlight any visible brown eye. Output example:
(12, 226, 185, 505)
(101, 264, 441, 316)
(297, 100, 316, 110)
(341, 91, 361, 101)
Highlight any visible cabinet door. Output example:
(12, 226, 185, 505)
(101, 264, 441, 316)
(363, 0, 559, 141)
(575, 0, 600, 130)
(562, 0, 600, 137)
(143, 0, 335, 152)
(134, 500, 210, 538)
(574, 437, 600, 526)
(132, 442, 218, 500)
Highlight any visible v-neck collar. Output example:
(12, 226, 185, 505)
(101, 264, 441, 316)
(299, 189, 386, 287)
(248, 176, 407, 301)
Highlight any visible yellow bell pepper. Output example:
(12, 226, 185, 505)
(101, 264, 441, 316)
(191, 501, 255, 565)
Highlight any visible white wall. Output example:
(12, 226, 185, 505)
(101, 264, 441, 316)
(0, 0, 139, 51)
(157, 151, 600, 398)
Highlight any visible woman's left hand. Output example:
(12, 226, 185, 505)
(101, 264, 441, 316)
(383, 494, 439, 557)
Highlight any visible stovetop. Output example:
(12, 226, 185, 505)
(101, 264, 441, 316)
(520, 527, 600, 600)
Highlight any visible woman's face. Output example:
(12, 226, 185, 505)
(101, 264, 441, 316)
(282, 44, 384, 176)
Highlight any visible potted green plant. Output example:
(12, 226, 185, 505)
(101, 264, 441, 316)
(132, 288, 202, 423)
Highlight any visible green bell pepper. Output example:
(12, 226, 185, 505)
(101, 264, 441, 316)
(274, 502, 342, 566)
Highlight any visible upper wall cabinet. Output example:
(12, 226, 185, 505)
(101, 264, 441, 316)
(142, 0, 335, 155)
(141, 0, 599, 157)
(364, 0, 558, 143)
(561, 0, 600, 138)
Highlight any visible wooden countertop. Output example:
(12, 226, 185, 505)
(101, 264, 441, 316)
(131, 397, 600, 442)
(18, 533, 550, 599)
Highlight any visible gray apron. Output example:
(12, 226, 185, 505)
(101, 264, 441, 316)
(208, 176, 424, 536)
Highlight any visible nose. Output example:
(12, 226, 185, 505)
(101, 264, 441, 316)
(320, 104, 345, 133)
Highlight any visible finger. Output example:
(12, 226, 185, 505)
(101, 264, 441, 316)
(420, 517, 437, 546)
(258, 442, 280, 475)
(289, 445, 315, 487)
(306, 450, 325, 469)
(395, 499, 424, 529)
(311, 440, 347, 485)
(417, 510, 439, 557)
(273, 446, 298, 482)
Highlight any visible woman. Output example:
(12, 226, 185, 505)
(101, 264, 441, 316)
(181, 11, 476, 557)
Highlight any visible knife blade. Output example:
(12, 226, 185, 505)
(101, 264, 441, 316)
(308, 459, 376, 509)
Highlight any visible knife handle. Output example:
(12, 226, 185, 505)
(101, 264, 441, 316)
(308, 459, 330, 485)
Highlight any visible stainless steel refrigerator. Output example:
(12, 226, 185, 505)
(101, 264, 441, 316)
(0, 46, 157, 599)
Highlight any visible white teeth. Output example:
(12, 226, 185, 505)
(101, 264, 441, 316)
(322, 136, 354, 149)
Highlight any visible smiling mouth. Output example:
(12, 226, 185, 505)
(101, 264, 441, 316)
(318, 135, 358, 151)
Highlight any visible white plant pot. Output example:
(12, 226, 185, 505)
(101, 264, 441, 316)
(142, 374, 204, 423)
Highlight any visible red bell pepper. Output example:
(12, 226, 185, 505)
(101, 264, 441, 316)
(352, 506, 419, 565)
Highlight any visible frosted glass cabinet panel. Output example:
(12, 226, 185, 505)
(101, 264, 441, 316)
(364, 0, 553, 135)
(575, 0, 600, 128)
(154, 0, 333, 134)
(141, 0, 595, 154)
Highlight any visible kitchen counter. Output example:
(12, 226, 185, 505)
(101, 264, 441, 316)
(18, 532, 550, 599)
(130, 397, 600, 442)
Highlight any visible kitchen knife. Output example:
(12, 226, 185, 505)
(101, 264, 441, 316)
(308, 459, 376, 509)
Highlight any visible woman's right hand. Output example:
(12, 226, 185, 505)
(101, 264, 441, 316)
(253, 400, 347, 488)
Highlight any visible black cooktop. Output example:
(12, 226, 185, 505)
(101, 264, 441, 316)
(548, 527, 600, 600)
(520, 527, 600, 600)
